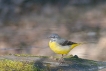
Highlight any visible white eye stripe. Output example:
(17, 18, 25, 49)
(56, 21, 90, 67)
(50, 38, 57, 42)
(51, 36, 59, 38)
(50, 37, 56, 38)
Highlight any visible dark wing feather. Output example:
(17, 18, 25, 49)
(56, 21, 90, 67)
(60, 40, 76, 46)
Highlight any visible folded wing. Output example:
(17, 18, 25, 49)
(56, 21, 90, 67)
(58, 39, 76, 46)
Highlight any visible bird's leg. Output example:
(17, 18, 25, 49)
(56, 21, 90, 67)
(61, 54, 64, 61)
(58, 54, 65, 64)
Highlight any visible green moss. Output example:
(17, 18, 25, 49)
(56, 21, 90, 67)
(0, 59, 44, 71)
(9, 54, 48, 58)
(14, 54, 38, 57)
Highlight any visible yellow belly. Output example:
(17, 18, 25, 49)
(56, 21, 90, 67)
(49, 41, 72, 54)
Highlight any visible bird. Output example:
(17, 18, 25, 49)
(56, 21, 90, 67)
(49, 33, 81, 61)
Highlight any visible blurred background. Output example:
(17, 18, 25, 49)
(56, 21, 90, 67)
(0, 0, 106, 61)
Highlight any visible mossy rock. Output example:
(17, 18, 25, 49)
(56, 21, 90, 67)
(0, 54, 106, 71)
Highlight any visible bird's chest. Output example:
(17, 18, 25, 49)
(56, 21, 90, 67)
(49, 41, 59, 49)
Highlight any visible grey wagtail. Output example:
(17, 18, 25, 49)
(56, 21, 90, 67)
(49, 34, 81, 60)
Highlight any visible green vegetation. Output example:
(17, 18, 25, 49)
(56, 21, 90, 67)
(9, 54, 48, 58)
(0, 59, 43, 71)
(14, 54, 36, 57)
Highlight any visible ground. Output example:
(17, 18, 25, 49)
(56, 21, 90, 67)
(0, 54, 106, 71)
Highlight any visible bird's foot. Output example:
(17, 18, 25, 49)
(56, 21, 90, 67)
(58, 58, 65, 65)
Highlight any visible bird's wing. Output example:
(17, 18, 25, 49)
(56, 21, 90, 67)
(58, 39, 76, 46)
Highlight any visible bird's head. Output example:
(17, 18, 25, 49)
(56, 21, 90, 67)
(49, 34, 61, 41)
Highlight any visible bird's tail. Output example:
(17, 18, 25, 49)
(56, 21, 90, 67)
(71, 43, 82, 50)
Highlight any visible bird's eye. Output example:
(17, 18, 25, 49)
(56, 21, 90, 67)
(50, 36, 55, 38)
(49, 34, 59, 38)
